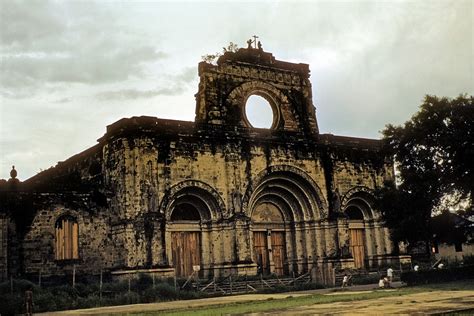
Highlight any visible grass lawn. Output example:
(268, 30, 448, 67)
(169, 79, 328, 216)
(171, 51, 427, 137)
(130, 281, 474, 316)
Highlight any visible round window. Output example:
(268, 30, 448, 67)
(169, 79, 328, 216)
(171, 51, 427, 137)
(245, 95, 274, 128)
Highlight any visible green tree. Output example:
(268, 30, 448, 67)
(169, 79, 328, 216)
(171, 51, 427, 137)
(377, 94, 474, 249)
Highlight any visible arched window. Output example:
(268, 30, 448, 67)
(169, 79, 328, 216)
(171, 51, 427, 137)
(55, 216, 79, 260)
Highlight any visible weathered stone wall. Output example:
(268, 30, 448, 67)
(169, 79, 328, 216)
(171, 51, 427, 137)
(95, 124, 395, 276)
(195, 48, 318, 136)
(22, 203, 115, 276)
(0, 47, 404, 280)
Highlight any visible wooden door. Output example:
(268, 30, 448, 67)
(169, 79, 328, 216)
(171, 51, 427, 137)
(253, 231, 269, 274)
(271, 232, 286, 276)
(171, 232, 201, 277)
(350, 229, 365, 269)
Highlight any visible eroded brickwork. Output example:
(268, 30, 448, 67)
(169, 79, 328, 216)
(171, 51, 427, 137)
(0, 46, 406, 281)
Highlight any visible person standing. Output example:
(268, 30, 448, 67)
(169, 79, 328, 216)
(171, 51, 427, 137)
(341, 274, 349, 288)
(25, 286, 33, 316)
(387, 267, 394, 287)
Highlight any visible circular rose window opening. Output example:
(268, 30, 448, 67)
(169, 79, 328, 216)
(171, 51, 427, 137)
(245, 95, 274, 128)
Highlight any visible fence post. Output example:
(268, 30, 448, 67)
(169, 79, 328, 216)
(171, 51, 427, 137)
(230, 274, 233, 295)
(332, 267, 336, 287)
(38, 269, 42, 288)
(128, 274, 131, 294)
(213, 275, 216, 293)
(152, 273, 155, 289)
(174, 275, 177, 291)
(99, 270, 103, 303)
(245, 273, 248, 293)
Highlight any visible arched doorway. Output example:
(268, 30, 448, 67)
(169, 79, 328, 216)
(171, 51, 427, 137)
(247, 168, 325, 276)
(343, 192, 376, 269)
(251, 202, 287, 275)
(170, 203, 202, 277)
(346, 205, 366, 269)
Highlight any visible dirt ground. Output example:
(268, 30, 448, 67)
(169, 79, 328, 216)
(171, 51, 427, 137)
(252, 290, 474, 315)
(40, 283, 474, 315)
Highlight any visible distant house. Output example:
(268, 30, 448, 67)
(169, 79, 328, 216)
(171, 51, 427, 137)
(431, 211, 474, 263)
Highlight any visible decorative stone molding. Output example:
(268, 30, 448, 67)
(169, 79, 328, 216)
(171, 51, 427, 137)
(159, 180, 227, 221)
(242, 164, 328, 221)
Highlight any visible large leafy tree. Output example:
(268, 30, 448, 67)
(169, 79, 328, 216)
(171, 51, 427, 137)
(377, 94, 474, 248)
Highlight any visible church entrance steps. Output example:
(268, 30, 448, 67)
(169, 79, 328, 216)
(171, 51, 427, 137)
(191, 273, 312, 295)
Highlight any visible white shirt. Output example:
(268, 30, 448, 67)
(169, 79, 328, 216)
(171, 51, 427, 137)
(387, 268, 394, 277)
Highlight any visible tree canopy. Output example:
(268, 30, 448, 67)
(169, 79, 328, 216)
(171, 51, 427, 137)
(377, 94, 474, 247)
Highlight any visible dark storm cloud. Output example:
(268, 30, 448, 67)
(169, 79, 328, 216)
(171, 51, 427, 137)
(0, 1, 167, 99)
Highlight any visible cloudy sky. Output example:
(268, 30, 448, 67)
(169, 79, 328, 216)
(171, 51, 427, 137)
(0, 0, 472, 180)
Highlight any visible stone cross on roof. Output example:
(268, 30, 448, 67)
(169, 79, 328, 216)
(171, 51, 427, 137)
(252, 35, 259, 48)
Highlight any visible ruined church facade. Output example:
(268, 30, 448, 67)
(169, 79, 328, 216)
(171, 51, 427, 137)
(0, 46, 405, 281)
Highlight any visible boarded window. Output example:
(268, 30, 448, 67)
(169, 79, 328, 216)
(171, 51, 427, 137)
(55, 217, 79, 260)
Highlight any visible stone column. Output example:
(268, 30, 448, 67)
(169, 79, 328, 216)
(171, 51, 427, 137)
(234, 216, 252, 262)
(286, 226, 295, 274)
(383, 227, 393, 254)
(337, 218, 350, 258)
(267, 230, 275, 274)
(151, 217, 166, 266)
(314, 222, 324, 259)
(363, 221, 375, 267)
(294, 222, 306, 273)
(373, 222, 385, 265)
(323, 222, 338, 258)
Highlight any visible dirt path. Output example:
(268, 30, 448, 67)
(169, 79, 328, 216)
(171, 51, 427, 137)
(39, 292, 308, 315)
(39, 282, 474, 315)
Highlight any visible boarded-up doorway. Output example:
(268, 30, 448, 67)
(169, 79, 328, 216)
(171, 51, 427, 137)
(171, 231, 201, 277)
(350, 229, 365, 269)
(253, 231, 269, 275)
(271, 231, 286, 276)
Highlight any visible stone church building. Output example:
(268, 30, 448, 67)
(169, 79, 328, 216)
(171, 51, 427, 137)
(0, 44, 407, 282)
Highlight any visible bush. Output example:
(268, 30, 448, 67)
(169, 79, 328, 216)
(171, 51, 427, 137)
(351, 273, 381, 285)
(154, 282, 179, 300)
(0, 279, 37, 295)
(35, 291, 59, 311)
(462, 255, 474, 265)
(401, 265, 474, 286)
(0, 293, 23, 316)
(134, 273, 153, 293)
